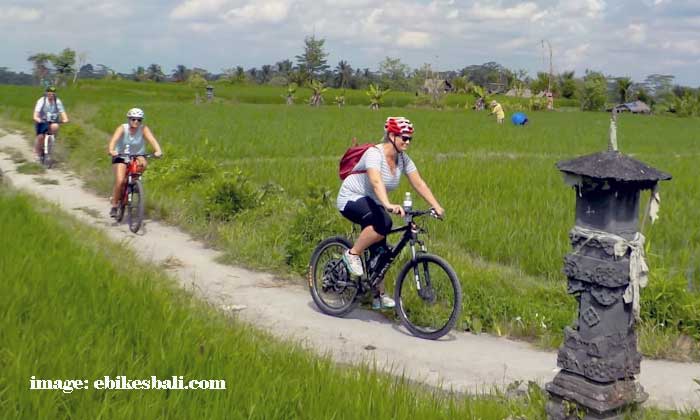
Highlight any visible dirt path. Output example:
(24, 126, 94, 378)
(1, 130, 698, 411)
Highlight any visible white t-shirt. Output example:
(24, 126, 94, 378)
(336, 145, 417, 211)
(34, 97, 65, 122)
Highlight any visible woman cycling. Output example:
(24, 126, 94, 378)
(336, 117, 444, 309)
(107, 108, 163, 218)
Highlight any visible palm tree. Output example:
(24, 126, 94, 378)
(334, 60, 353, 89)
(334, 89, 346, 107)
(260, 65, 273, 84)
(146, 64, 165, 82)
(172, 65, 189, 82)
(558, 71, 576, 99)
(366, 84, 390, 110)
(616, 77, 633, 103)
(27, 53, 55, 84)
(308, 80, 327, 106)
(285, 83, 297, 105)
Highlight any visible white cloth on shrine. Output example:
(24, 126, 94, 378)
(570, 226, 649, 322)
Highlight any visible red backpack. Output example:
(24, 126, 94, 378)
(339, 139, 375, 180)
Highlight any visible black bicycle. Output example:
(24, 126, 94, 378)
(308, 209, 462, 340)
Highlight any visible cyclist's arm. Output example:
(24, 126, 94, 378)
(406, 170, 444, 216)
(108, 125, 124, 156)
(367, 168, 402, 215)
(33, 99, 43, 123)
(142, 126, 163, 157)
(59, 112, 69, 124)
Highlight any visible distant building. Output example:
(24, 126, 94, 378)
(611, 100, 651, 114)
(505, 88, 533, 98)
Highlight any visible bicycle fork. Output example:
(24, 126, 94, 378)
(411, 241, 434, 302)
(43, 134, 53, 157)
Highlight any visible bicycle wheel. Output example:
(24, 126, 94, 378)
(39, 135, 54, 169)
(394, 254, 462, 340)
(127, 179, 145, 233)
(45, 136, 54, 169)
(308, 236, 360, 317)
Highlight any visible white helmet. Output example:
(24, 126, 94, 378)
(126, 108, 145, 119)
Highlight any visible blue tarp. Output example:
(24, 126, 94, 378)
(511, 112, 528, 125)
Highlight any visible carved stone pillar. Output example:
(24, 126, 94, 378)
(546, 150, 671, 419)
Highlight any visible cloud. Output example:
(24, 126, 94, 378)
(561, 43, 591, 69)
(171, 0, 228, 19)
(468, 2, 540, 20)
(3, 0, 700, 86)
(0, 6, 41, 22)
(626, 23, 647, 43)
(396, 31, 432, 49)
(224, 1, 291, 24)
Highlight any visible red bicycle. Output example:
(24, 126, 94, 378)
(114, 153, 158, 233)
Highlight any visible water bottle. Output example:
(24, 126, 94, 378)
(403, 192, 412, 221)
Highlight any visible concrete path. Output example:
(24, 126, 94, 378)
(1, 130, 698, 411)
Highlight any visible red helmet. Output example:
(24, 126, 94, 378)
(384, 117, 414, 135)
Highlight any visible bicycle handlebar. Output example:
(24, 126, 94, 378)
(387, 207, 442, 220)
(410, 208, 443, 220)
(115, 153, 162, 159)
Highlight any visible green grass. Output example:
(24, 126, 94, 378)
(1, 80, 699, 359)
(16, 162, 45, 174)
(0, 184, 696, 419)
(0, 185, 554, 419)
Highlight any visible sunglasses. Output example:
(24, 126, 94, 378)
(400, 135, 412, 142)
(130, 118, 143, 122)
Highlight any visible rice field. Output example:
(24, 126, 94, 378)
(1, 80, 698, 358)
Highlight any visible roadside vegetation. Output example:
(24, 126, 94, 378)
(0, 185, 547, 418)
(1, 80, 698, 361)
(3, 184, 698, 419)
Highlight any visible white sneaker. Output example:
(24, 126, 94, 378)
(372, 295, 395, 310)
(342, 249, 364, 277)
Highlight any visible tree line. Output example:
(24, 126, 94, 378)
(5, 36, 699, 115)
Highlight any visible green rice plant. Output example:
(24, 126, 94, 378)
(2, 186, 559, 419)
(204, 169, 260, 221)
(285, 186, 347, 275)
(1, 80, 699, 357)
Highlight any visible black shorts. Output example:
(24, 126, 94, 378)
(112, 155, 147, 165)
(35, 122, 54, 135)
(340, 197, 393, 236)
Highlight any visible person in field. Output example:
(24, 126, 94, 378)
(336, 117, 444, 309)
(32, 86, 69, 161)
(107, 108, 163, 218)
(490, 100, 505, 124)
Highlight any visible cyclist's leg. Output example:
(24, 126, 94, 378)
(34, 122, 48, 156)
(341, 197, 392, 255)
(135, 155, 148, 171)
(48, 122, 60, 135)
(111, 158, 128, 207)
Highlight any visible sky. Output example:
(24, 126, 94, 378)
(2, 0, 699, 87)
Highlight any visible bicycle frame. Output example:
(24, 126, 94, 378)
(43, 133, 54, 156)
(116, 155, 148, 205)
(361, 210, 433, 291)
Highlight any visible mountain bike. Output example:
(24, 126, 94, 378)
(308, 208, 462, 340)
(38, 120, 61, 168)
(39, 132, 56, 168)
(114, 153, 157, 233)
